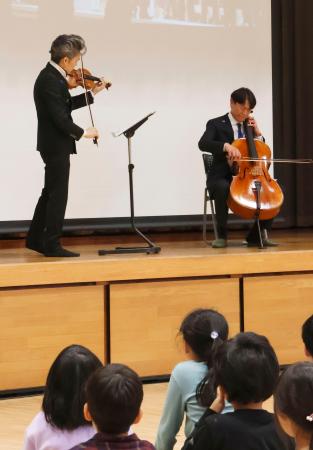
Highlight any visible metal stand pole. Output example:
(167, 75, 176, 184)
(98, 134, 161, 255)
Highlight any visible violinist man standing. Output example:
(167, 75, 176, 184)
(26, 34, 106, 257)
(198, 87, 277, 248)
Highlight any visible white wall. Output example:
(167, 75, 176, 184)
(0, 0, 272, 220)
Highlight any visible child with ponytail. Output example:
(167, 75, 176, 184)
(155, 309, 229, 450)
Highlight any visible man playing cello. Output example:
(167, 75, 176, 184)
(198, 87, 277, 248)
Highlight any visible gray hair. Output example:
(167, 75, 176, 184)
(50, 34, 86, 63)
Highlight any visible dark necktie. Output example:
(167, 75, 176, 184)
(237, 122, 244, 138)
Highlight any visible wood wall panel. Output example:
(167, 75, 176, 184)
(0, 285, 106, 391)
(244, 274, 313, 365)
(110, 278, 240, 376)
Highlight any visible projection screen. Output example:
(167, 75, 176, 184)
(0, 0, 272, 223)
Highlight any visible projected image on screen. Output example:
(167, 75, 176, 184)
(10, 0, 258, 27)
(132, 0, 257, 27)
(10, 0, 106, 18)
(74, 0, 105, 17)
(11, 0, 39, 14)
(77, 0, 258, 27)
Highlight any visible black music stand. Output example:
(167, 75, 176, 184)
(98, 112, 161, 255)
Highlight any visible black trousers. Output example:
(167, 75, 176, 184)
(27, 152, 70, 251)
(208, 177, 272, 240)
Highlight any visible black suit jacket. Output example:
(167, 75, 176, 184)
(198, 113, 234, 185)
(34, 63, 94, 155)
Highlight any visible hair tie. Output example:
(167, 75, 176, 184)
(211, 331, 219, 340)
(306, 414, 313, 422)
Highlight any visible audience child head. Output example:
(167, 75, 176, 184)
(302, 314, 313, 359)
(274, 362, 313, 450)
(84, 363, 143, 434)
(179, 309, 229, 407)
(201, 331, 279, 409)
(179, 308, 229, 363)
(43, 344, 102, 430)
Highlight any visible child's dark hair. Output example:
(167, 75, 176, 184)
(231, 87, 256, 109)
(180, 309, 229, 406)
(211, 332, 279, 405)
(42, 344, 102, 430)
(274, 362, 313, 450)
(302, 314, 313, 357)
(86, 363, 143, 434)
(180, 308, 229, 362)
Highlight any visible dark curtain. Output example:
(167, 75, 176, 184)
(272, 0, 313, 227)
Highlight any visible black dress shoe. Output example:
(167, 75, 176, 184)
(44, 247, 80, 257)
(26, 240, 45, 254)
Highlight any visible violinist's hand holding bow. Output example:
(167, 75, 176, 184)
(92, 78, 111, 95)
(83, 127, 99, 139)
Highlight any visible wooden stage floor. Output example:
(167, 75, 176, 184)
(1, 229, 313, 394)
(1, 228, 313, 287)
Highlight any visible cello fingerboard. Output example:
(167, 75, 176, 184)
(243, 119, 258, 159)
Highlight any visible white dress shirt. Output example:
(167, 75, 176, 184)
(49, 60, 68, 80)
(228, 112, 264, 141)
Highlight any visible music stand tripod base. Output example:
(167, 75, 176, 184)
(98, 224, 161, 255)
(98, 229, 161, 255)
(98, 246, 161, 255)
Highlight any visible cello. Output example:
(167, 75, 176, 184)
(227, 119, 284, 244)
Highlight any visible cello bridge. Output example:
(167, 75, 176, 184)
(249, 166, 263, 176)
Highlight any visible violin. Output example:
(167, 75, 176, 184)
(227, 119, 284, 220)
(68, 68, 112, 90)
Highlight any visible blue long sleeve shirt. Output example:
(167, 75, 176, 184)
(155, 360, 208, 450)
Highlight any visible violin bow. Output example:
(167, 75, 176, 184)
(80, 54, 98, 147)
(236, 157, 313, 164)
